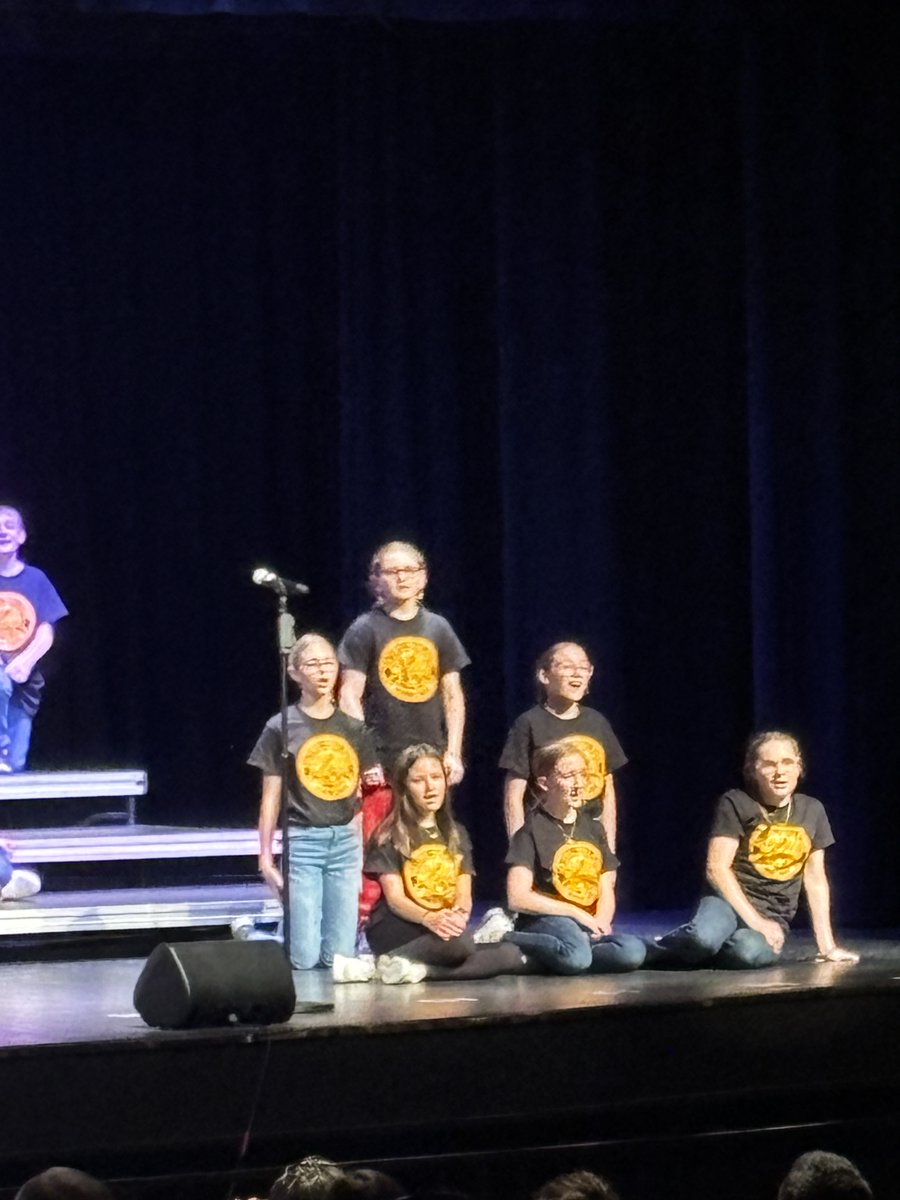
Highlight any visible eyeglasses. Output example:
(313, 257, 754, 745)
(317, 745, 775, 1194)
(299, 659, 337, 670)
(378, 566, 423, 579)
(756, 758, 799, 775)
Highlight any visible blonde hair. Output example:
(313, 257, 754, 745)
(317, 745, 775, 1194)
(367, 540, 428, 606)
(287, 632, 336, 673)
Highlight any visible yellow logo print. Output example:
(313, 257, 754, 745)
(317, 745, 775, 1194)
(551, 840, 604, 909)
(748, 822, 812, 881)
(378, 636, 439, 703)
(561, 734, 607, 802)
(295, 734, 360, 802)
(0, 593, 36, 654)
(402, 843, 459, 910)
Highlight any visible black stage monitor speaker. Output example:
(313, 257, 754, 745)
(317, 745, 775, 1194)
(134, 939, 296, 1029)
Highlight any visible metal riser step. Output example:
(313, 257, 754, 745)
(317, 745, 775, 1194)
(0, 883, 282, 937)
(7, 825, 278, 864)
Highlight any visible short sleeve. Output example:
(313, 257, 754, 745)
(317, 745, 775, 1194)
(364, 839, 403, 876)
(247, 723, 281, 775)
(505, 824, 537, 871)
(708, 791, 745, 841)
(596, 716, 628, 774)
(810, 801, 836, 851)
(338, 615, 375, 674)
(433, 615, 470, 676)
(499, 713, 532, 777)
(36, 573, 68, 625)
(457, 825, 476, 875)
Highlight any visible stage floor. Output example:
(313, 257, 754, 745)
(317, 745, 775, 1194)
(0, 930, 898, 1049)
(2, 931, 900, 1200)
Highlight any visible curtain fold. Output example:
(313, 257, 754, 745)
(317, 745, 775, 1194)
(2, 4, 897, 917)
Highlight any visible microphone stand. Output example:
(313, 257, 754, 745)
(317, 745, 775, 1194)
(275, 592, 296, 966)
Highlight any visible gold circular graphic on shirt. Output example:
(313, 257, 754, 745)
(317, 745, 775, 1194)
(748, 822, 812, 881)
(552, 840, 604, 909)
(0, 592, 37, 654)
(378, 636, 439, 703)
(402, 843, 459, 910)
(295, 734, 360, 802)
(560, 734, 608, 802)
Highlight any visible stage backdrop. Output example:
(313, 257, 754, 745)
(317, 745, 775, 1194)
(1, 1, 898, 919)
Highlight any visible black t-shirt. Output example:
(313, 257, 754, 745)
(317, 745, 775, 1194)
(707, 788, 835, 928)
(499, 704, 627, 808)
(0, 563, 69, 714)
(506, 806, 620, 910)
(338, 605, 470, 767)
(248, 706, 376, 828)
(365, 822, 475, 928)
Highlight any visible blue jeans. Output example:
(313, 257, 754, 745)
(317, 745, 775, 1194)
(0, 667, 33, 772)
(505, 915, 646, 975)
(651, 895, 780, 969)
(286, 823, 362, 970)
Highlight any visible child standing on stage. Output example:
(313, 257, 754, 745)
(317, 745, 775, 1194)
(504, 742, 645, 975)
(499, 642, 627, 848)
(248, 633, 376, 975)
(0, 505, 68, 774)
(339, 541, 470, 925)
(364, 743, 528, 983)
(338, 541, 469, 784)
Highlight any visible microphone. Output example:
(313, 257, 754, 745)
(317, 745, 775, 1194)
(251, 567, 310, 597)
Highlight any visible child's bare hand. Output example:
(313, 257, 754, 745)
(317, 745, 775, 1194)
(362, 765, 386, 789)
(5, 658, 31, 684)
(423, 909, 464, 940)
(573, 910, 605, 938)
(258, 858, 283, 894)
(442, 751, 464, 785)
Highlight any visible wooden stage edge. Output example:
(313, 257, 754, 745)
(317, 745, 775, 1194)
(1, 931, 900, 1199)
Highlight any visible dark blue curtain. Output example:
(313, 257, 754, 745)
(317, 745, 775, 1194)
(2, 3, 897, 920)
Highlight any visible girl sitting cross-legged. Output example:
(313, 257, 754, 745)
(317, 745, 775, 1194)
(364, 743, 530, 984)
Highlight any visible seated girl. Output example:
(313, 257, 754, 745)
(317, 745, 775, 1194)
(504, 741, 645, 975)
(365, 744, 528, 984)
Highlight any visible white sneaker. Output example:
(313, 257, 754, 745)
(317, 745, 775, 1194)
(376, 954, 428, 985)
(332, 954, 376, 983)
(473, 907, 514, 944)
(1, 869, 42, 901)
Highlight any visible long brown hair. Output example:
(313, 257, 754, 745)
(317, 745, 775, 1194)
(371, 743, 461, 859)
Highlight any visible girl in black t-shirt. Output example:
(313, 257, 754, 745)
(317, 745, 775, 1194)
(364, 743, 527, 984)
(500, 641, 627, 846)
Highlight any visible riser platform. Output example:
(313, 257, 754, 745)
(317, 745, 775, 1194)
(0, 883, 281, 937)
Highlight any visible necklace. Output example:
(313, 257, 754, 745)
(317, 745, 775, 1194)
(544, 806, 579, 841)
(759, 796, 793, 825)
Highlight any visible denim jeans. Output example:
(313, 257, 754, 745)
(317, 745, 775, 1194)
(651, 895, 780, 969)
(505, 914, 646, 975)
(0, 666, 33, 772)
(286, 822, 362, 970)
